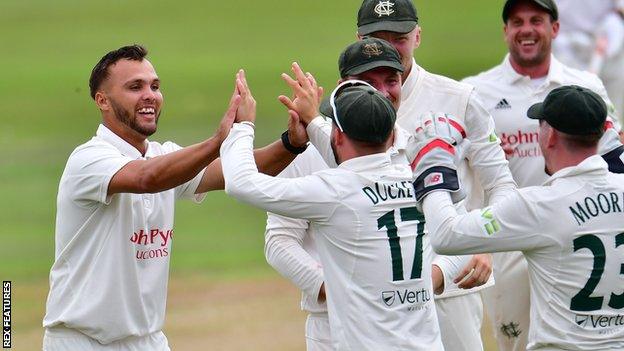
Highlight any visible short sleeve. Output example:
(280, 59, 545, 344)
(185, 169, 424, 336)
(62, 142, 133, 206)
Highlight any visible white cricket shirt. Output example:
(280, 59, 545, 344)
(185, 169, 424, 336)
(425, 155, 624, 350)
(43, 124, 205, 344)
(463, 54, 622, 188)
(396, 60, 516, 298)
(224, 123, 444, 351)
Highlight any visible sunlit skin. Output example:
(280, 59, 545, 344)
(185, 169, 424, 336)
(94, 59, 163, 154)
(346, 67, 402, 110)
(504, 1, 559, 78)
(360, 28, 421, 82)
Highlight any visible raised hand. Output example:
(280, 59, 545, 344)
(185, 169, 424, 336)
(235, 69, 256, 124)
(278, 62, 324, 125)
(214, 77, 242, 143)
(286, 110, 309, 148)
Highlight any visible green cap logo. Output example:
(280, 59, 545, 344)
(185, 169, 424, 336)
(362, 43, 383, 57)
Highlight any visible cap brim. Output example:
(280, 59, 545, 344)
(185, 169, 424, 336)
(343, 60, 404, 78)
(527, 102, 544, 120)
(358, 20, 417, 36)
(319, 97, 334, 119)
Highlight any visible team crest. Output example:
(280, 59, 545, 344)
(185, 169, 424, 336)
(382, 291, 396, 306)
(362, 43, 383, 57)
(374, 1, 395, 17)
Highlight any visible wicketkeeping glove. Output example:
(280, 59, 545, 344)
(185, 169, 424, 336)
(407, 112, 468, 206)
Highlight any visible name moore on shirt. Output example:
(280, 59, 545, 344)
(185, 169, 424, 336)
(130, 228, 174, 260)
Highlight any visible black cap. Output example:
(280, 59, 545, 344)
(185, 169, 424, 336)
(357, 0, 418, 36)
(325, 82, 396, 144)
(527, 85, 606, 135)
(339, 38, 404, 78)
(502, 0, 558, 22)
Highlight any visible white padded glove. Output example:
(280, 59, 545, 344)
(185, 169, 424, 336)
(407, 112, 468, 206)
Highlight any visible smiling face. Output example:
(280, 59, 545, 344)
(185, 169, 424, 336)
(504, 1, 559, 69)
(97, 59, 163, 139)
(347, 67, 402, 110)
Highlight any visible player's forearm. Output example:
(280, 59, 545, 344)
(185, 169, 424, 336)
(196, 140, 296, 193)
(265, 231, 324, 298)
(423, 192, 481, 256)
(110, 137, 221, 195)
(465, 96, 517, 204)
(254, 140, 298, 176)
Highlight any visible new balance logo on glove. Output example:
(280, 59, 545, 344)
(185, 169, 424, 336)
(495, 98, 512, 110)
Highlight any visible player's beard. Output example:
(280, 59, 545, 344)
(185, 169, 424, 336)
(110, 99, 159, 137)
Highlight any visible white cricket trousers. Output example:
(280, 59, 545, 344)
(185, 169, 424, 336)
(435, 292, 485, 351)
(43, 325, 171, 351)
(305, 313, 332, 351)
(482, 250, 530, 351)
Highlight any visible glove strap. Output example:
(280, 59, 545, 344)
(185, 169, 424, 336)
(413, 166, 460, 202)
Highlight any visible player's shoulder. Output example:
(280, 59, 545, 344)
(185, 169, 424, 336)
(462, 63, 505, 87)
(556, 60, 604, 90)
(68, 136, 120, 161)
(420, 68, 473, 95)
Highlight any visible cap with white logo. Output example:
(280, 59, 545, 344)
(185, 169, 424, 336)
(357, 0, 419, 36)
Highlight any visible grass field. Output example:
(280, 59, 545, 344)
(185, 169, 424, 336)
(1, 0, 508, 349)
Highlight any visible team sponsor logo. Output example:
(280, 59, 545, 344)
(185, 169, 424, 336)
(575, 313, 624, 330)
(362, 43, 383, 57)
(380, 288, 431, 309)
(424, 172, 443, 187)
(479, 207, 500, 236)
(130, 228, 174, 260)
(495, 98, 512, 110)
(374, 1, 395, 17)
(500, 130, 541, 158)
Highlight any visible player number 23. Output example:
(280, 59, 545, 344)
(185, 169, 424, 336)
(570, 233, 624, 312)
(377, 207, 425, 282)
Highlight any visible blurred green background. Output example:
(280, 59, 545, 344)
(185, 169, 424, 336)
(0, 0, 508, 349)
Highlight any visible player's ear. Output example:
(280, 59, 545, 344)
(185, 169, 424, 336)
(412, 26, 422, 49)
(551, 20, 560, 39)
(95, 91, 110, 112)
(546, 125, 558, 148)
(356, 31, 363, 41)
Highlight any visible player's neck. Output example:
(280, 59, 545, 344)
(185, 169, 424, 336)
(546, 149, 597, 175)
(509, 55, 551, 79)
(102, 117, 148, 155)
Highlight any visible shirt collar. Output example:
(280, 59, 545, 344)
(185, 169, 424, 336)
(338, 152, 392, 172)
(501, 54, 565, 86)
(543, 155, 609, 186)
(96, 124, 149, 159)
(389, 126, 410, 152)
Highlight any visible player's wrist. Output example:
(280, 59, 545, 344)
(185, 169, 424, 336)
(413, 166, 460, 202)
(281, 130, 308, 154)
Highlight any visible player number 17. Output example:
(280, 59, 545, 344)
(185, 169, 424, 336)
(377, 207, 425, 282)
